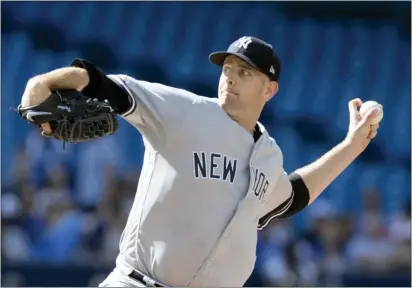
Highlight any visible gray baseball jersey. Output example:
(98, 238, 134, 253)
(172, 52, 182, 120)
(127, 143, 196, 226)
(105, 74, 294, 287)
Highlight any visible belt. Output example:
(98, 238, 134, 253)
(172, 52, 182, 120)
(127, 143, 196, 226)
(128, 270, 164, 287)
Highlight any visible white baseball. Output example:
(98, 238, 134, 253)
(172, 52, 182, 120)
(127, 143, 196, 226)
(359, 100, 383, 125)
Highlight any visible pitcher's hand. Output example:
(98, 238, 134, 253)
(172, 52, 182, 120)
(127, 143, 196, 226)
(345, 98, 381, 153)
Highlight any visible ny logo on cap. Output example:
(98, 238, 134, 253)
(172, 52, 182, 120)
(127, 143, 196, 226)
(234, 36, 252, 49)
(270, 66, 275, 74)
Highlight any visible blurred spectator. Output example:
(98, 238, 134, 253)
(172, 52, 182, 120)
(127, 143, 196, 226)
(257, 219, 297, 287)
(2, 147, 37, 263)
(291, 199, 348, 286)
(29, 163, 72, 220)
(76, 209, 106, 264)
(99, 169, 140, 263)
(29, 165, 82, 264)
(345, 192, 394, 273)
(1, 193, 32, 263)
(387, 201, 411, 272)
(356, 188, 384, 233)
(24, 129, 76, 189)
(3, 146, 35, 193)
(30, 204, 83, 264)
(74, 137, 122, 209)
(388, 200, 411, 245)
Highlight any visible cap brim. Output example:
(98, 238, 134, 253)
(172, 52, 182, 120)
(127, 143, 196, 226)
(209, 52, 259, 70)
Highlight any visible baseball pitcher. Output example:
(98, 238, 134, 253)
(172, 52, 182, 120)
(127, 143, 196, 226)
(17, 36, 380, 287)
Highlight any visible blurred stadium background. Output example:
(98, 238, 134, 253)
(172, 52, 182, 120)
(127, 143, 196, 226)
(1, 1, 411, 287)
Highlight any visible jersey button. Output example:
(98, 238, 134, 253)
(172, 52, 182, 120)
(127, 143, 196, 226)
(207, 262, 212, 268)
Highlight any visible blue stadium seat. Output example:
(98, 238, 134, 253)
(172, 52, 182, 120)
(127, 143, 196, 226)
(387, 96, 411, 159)
(380, 166, 411, 215)
(356, 164, 387, 192)
(272, 126, 303, 172)
(6, 2, 42, 23)
(307, 23, 343, 120)
(2, 33, 34, 138)
(69, 2, 102, 41)
(1, 33, 33, 180)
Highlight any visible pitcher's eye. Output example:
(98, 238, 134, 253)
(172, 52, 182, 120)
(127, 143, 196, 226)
(241, 69, 251, 76)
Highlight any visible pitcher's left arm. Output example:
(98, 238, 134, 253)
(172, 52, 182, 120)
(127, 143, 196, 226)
(258, 99, 381, 230)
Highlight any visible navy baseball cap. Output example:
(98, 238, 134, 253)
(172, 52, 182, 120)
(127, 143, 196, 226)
(209, 36, 281, 82)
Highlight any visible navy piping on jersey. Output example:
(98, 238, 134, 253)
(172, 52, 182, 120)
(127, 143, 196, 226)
(253, 124, 262, 142)
(253, 123, 295, 229)
(257, 190, 295, 230)
(257, 173, 310, 229)
(107, 75, 137, 118)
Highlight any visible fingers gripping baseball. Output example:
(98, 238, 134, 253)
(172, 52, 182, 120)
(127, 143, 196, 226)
(348, 98, 363, 124)
(368, 124, 379, 139)
(358, 106, 380, 128)
(345, 98, 382, 151)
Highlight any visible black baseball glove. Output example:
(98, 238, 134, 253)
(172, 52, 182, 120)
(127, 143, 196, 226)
(17, 89, 118, 147)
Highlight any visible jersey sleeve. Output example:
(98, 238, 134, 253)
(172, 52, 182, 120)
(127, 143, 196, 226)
(107, 74, 198, 147)
(257, 170, 294, 230)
